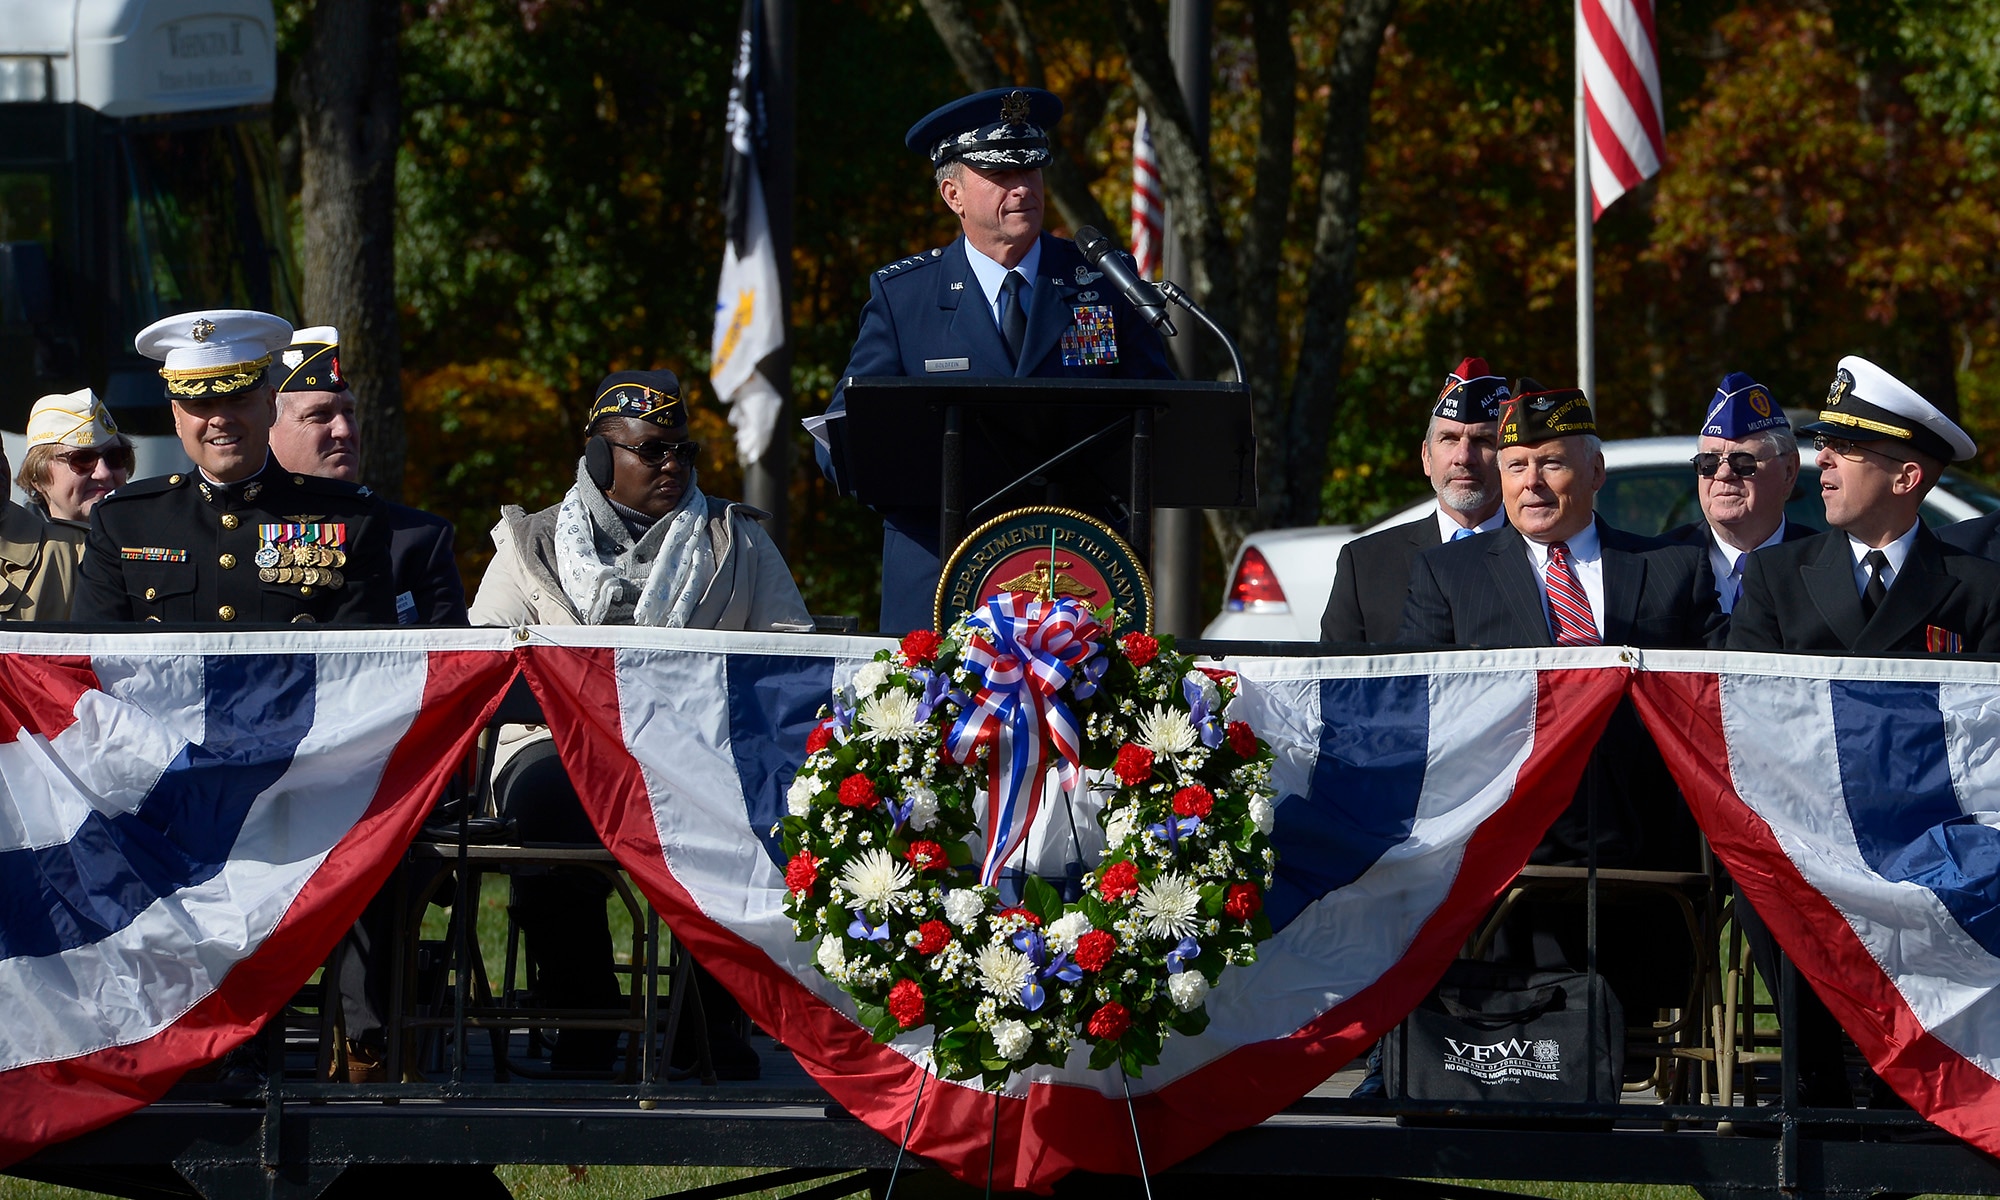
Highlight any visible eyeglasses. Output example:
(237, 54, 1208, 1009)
(1812, 434, 1902, 464)
(607, 439, 700, 467)
(55, 445, 135, 475)
(1691, 450, 1777, 478)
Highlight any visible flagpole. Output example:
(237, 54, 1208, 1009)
(1574, 1, 1595, 404)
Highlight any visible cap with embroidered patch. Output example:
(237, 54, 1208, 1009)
(136, 310, 293, 399)
(1434, 357, 1509, 424)
(26, 388, 121, 449)
(1499, 378, 1596, 448)
(1801, 355, 1975, 463)
(277, 325, 346, 393)
(1700, 372, 1787, 441)
(906, 87, 1063, 170)
(587, 369, 687, 430)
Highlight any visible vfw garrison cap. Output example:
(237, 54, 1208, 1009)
(1434, 357, 1509, 424)
(136, 309, 293, 399)
(1801, 355, 1975, 463)
(278, 326, 347, 393)
(1499, 379, 1596, 448)
(906, 87, 1063, 170)
(1701, 372, 1788, 440)
(587, 370, 687, 430)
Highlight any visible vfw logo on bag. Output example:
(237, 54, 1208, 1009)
(1441, 1037, 1564, 1084)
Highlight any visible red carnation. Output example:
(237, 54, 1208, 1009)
(996, 906, 1042, 927)
(838, 773, 879, 809)
(1087, 1002, 1132, 1041)
(904, 840, 948, 872)
(1113, 743, 1155, 788)
(887, 979, 927, 1029)
(1120, 632, 1159, 667)
(1172, 786, 1215, 819)
(915, 920, 952, 956)
(806, 724, 834, 754)
(1098, 860, 1139, 901)
(1224, 883, 1263, 921)
(784, 852, 819, 897)
(1226, 720, 1258, 759)
(900, 629, 942, 665)
(1073, 929, 1116, 972)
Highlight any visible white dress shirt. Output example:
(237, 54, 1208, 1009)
(1434, 504, 1506, 545)
(963, 239, 1044, 332)
(1707, 519, 1791, 614)
(1848, 521, 1920, 598)
(1523, 521, 1605, 639)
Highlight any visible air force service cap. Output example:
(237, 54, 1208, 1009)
(1801, 355, 1976, 463)
(587, 370, 687, 430)
(278, 326, 347, 393)
(26, 388, 121, 449)
(907, 87, 1063, 169)
(1434, 357, 1509, 423)
(1499, 379, 1596, 448)
(136, 309, 293, 399)
(1701, 372, 1787, 440)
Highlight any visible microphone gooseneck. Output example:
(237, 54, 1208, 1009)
(1074, 225, 1178, 337)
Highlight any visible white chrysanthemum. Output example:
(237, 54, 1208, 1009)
(905, 784, 939, 831)
(943, 888, 986, 928)
(859, 689, 925, 742)
(1135, 704, 1198, 756)
(993, 1019, 1033, 1061)
(1045, 911, 1093, 954)
(838, 847, 913, 910)
(1134, 871, 1202, 939)
(852, 660, 892, 698)
(1103, 808, 1137, 847)
(1248, 796, 1275, 834)
(1184, 669, 1220, 712)
(776, 780, 816, 816)
(1167, 970, 1210, 1012)
(816, 936, 847, 978)
(975, 942, 1035, 999)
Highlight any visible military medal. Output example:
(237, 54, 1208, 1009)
(255, 546, 281, 569)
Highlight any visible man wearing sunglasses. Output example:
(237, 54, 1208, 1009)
(1660, 374, 1817, 613)
(470, 369, 809, 1077)
(269, 326, 467, 625)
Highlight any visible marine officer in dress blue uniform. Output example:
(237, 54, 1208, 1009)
(72, 310, 397, 626)
(818, 86, 1176, 633)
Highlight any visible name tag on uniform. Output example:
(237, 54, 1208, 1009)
(924, 357, 970, 373)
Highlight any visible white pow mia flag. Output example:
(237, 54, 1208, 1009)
(711, 0, 786, 465)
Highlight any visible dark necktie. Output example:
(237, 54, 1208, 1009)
(1000, 270, 1028, 365)
(1725, 559, 1744, 614)
(1861, 549, 1890, 620)
(1545, 541, 1601, 646)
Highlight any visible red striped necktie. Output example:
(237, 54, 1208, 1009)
(1545, 541, 1601, 646)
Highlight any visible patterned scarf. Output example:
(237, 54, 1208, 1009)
(552, 458, 716, 626)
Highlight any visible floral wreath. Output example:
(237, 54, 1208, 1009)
(778, 593, 1277, 1087)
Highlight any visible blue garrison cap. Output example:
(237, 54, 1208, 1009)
(906, 87, 1063, 169)
(1700, 372, 1788, 440)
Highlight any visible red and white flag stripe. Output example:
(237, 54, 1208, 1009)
(1131, 109, 1163, 280)
(1579, 0, 1664, 217)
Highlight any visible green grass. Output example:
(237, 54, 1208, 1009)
(0, 1166, 847, 1200)
(418, 872, 648, 998)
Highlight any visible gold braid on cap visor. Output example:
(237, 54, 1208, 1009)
(1815, 408, 1915, 440)
(159, 355, 274, 398)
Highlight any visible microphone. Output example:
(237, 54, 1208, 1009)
(1074, 225, 1178, 337)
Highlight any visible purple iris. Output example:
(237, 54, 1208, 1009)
(1166, 936, 1200, 974)
(1182, 675, 1224, 749)
(847, 909, 890, 943)
(1010, 927, 1083, 1012)
(1072, 652, 1109, 700)
(831, 696, 856, 736)
(1147, 813, 1202, 850)
(910, 667, 952, 722)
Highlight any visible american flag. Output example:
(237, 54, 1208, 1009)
(1130, 109, 1163, 279)
(1578, 0, 1665, 217)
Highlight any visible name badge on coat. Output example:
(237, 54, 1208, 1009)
(925, 358, 970, 373)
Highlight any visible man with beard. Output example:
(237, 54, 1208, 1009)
(1320, 358, 1507, 643)
(1661, 373, 1816, 609)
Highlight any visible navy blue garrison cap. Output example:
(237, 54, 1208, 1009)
(905, 87, 1064, 169)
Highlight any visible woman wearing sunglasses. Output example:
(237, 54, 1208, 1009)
(17, 388, 135, 529)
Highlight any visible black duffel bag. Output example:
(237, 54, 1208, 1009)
(1385, 960, 1623, 1106)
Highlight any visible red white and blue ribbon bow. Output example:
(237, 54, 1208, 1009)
(946, 594, 1105, 885)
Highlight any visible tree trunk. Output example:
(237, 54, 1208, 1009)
(1280, 0, 1397, 529)
(292, 0, 404, 500)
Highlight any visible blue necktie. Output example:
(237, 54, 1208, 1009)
(1000, 271, 1028, 365)
(1451, 526, 1478, 542)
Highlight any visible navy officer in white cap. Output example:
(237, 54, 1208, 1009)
(816, 86, 1174, 633)
(1730, 355, 2000, 654)
(72, 309, 397, 625)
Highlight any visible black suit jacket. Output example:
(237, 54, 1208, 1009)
(385, 503, 468, 626)
(1940, 510, 2000, 562)
(1728, 525, 2000, 654)
(1399, 518, 1724, 650)
(1319, 515, 1441, 645)
(1660, 517, 1821, 551)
